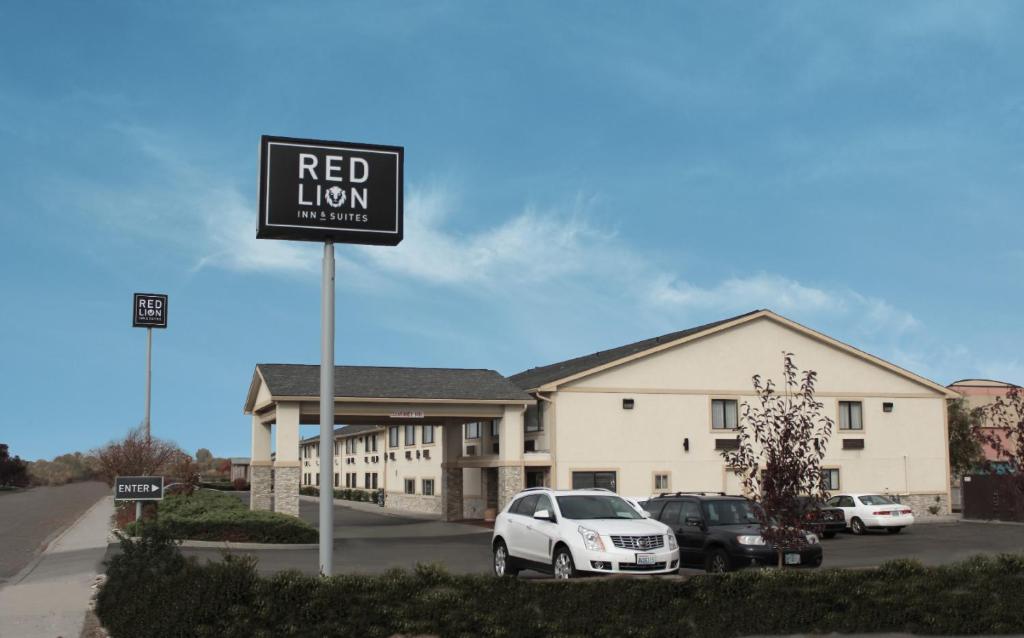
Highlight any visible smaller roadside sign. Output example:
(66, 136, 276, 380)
(114, 476, 164, 501)
(133, 293, 168, 329)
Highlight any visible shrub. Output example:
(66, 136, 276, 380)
(124, 490, 316, 544)
(300, 485, 319, 496)
(96, 543, 1024, 638)
(231, 478, 249, 491)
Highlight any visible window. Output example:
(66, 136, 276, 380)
(839, 401, 863, 430)
(364, 473, 370, 488)
(654, 473, 670, 491)
(465, 422, 480, 439)
(571, 471, 617, 492)
(404, 425, 416, 446)
(681, 500, 702, 524)
(344, 473, 349, 488)
(422, 425, 434, 445)
(422, 479, 435, 496)
(315, 473, 319, 486)
(535, 494, 554, 516)
(389, 427, 399, 448)
(404, 479, 415, 495)
(491, 420, 500, 437)
(823, 468, 840, 491)
(525, 404, 542, 432)
(712, 399, 738, 429)
(659, 500, 683, 525)
(370, 434, 378, 452)
(513, 494, 539, 516)
(370, 473, 378, 489)
(334, 473, 338, 487)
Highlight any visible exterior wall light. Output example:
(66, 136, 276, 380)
(623, 398, 635, 410)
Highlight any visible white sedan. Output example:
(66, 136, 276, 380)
(825, 493, 915, 535)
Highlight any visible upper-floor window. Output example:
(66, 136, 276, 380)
(838, 401, 863, 430)
(389, 427, 399, 448)
(370, 434, 378, 452)
(465, 422, 480, 440)
(404, 425, 416, 446)
(422, 426, 434, 445)
(491, 420, 500, 437)
(711, 399, 738, 430)
(823, 468, 840, 491)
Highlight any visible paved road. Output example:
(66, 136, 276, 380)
(168, 497, 1024, 578)
(0, 481, 109, 584)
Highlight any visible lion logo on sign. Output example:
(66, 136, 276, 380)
(325, 186, 346, 208)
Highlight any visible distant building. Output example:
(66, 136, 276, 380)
(229, 457, 250, 483)
(947, 379, 1017, 464)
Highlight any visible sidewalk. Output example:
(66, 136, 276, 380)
(0, 495, 113, 638)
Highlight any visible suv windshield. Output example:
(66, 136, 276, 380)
(702, 499, 759, 526)
(858, 495, 895, 506)
(556, 495, 642, 520)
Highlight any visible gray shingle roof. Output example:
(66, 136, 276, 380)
(508, 310, 764, 391)
(259, 364, 533, 402)
(301, 424, 382, 443)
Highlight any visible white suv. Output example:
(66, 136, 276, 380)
(492, 488, 680, 579)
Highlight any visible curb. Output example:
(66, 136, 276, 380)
(5, 494, 112, 587)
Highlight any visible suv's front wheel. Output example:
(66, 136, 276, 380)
(493, 540, 519, 577)
(706, 548, 732, 573)
(552, 546, 578, 579)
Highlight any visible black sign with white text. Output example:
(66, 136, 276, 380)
(114, 476, 164, 501)
(133, 293, 168, 329)
(257, 135, 404, 245)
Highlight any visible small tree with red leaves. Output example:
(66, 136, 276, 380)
(720, 353, 834, 567)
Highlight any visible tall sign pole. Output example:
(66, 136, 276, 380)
(258, 135, 403, 577)
(145, 327, 152, 438)
(318, 239, 335, 573)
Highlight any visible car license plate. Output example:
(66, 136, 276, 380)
(636, 553, 655, 565)
(785, 553, 801, 565)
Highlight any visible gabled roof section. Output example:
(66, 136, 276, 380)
(509, 310, 762, 391)
(245, 364, 533, 413)
(301, 424, 384, 443)
(509, 309, 958, 398)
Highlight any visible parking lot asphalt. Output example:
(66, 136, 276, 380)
(0, 481, 110, 585)
(161, 497, 1024, 578)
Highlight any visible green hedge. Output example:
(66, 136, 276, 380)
(299, 486, 382, 503)
(97, 529, 1024, 638)
(125, 489, 316, 544)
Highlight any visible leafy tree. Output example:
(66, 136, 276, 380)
(0, 443, 30, 487)
(93, 427, 184, 485)
(720, 353, 834, 567)
(977, 385, 1024, 493)
(947, 399, 985, 479)
(195, 448, 213, 465)
(27, 451, 101, 486)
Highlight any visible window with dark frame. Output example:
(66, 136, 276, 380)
(465, 422, 480, 440)
(839, 401, 863, 430)
(571, 471, 617, 492)
(404, 478, 415, 495)
(389, 427, 399, 448)
(712, 399, 739, 429)
(824, 468, 840, 491)
(422, 479, 435, 496)
(654, 473, 670, 491)
(422, 425, 435, 445)
(404, 425, 416, 446)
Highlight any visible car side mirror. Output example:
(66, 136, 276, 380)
(685, 516, 705, 529)
(533, 509, 555, 522)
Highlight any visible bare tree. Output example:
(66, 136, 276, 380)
(977, 385, 1024, 493)
(93, 427, 183, 486)
(720, 353, 834, 567)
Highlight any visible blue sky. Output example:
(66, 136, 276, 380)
(2, 2, 1023, 460)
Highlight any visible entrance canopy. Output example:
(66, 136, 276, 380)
(243, 363, 534, 520)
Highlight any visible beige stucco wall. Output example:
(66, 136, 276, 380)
(551, 317, 949, 502)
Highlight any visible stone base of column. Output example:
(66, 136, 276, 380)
(273, 465, 300, 518)
(250, 464, 273, 511)
(442, 465, 463, 522)
(497, 465, 524, 512)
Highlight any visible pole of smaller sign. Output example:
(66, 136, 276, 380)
(319, 240, 335, 576)
(145, 327, 152, 439)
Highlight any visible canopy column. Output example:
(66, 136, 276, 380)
(274, 402, 302, 518)
(497, 404, 525, 511)
(250, 415, 273, 511)
(441, 421, 464, 522)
